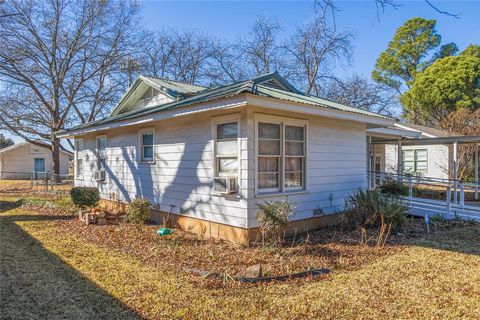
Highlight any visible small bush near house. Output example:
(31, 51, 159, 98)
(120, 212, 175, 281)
(257, 199, 295, 245)
(126, 198, 151, 224)
(346, 189, 407, 246)
(379, 176, 409, 196)
(70, 187, 100, 208)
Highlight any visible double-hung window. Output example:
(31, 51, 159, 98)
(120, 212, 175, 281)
(257, 118, 306, 194)
(140, 130, 154, 162)
(215, 121, 239, 177)
(75, 139, 84, 179)
(403, 149, 427, 174)
(96, 136, 107, 171)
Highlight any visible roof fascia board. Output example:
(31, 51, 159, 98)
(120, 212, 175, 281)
(367, 127, 422, 139)
(139, 76, 180, 100)
(109, 78, 144, 116)
(394, 123, 438, 138)
(255, 72, 301, 94)
(246, 95, 395, 127)
(110, 76, 180, 117)
(57, 96, 248, 138)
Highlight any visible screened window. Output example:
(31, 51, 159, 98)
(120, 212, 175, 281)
(215, 122, 238, 177)
(403, 149, 427, 174)
(140, 131, 154, 162)
(257, 121, 306, 193)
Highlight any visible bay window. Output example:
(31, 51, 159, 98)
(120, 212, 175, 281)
(215, 122, 239, 177)
(257, 119, 307, 194)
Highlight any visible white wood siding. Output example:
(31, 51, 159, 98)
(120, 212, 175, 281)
(245, 106, 367, 228)
(385, 144, 449, 179)
(76, 105, 372, 229)
(76, 108, 250, 228)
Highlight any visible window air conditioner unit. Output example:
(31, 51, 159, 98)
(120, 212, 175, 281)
(95, 169, 106, 182)
(214, 177, 237, 194)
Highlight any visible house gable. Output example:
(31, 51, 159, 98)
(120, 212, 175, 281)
(110, 76, 205, 116)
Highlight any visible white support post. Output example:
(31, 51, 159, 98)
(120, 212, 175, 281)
(397, 139, 402, 180)
(446, 186, 451, 218)
(408, 175, 413, 207)
(453, 141, 458, 204)
(460, 183, 465, 213)
(367, 136, 373, 190)
(475, 142, 479, 200)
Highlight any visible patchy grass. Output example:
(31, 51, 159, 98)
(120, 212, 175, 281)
(1, 186, 480, 319)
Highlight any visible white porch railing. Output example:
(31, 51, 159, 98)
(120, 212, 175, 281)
(367, 171, 480, 222)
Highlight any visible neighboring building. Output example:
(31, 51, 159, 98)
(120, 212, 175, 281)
(0, 142, 72, 179)
(57, 73, 396, 243)
(371, 123, 453, 180)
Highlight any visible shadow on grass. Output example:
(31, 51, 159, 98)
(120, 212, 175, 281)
(405, 220, 480, 256)
(0, 199, 23, 213)
(0, 213, 144, 319)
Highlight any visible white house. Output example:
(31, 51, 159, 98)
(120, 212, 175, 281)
(57, 73, 396, 243)
(0, 142, 72, 179)
(370, 123, 454, 180)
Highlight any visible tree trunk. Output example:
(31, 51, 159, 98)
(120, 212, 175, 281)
(51, 136, 61, 182)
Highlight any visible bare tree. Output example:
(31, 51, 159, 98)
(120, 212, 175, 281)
(240, 15, 284, 76)
(284, 14, 354, 96)
(440, 109, 480, 181)
(0, 0, 140, 175)
(323, 75, 398, 116)
(168, 31, 212, 84)
(140, 30, 175, 79)
(314, 0, 460, 20)
(206, 40, 248, 86)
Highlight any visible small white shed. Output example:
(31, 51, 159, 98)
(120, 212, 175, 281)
(0, 142, 72, 179)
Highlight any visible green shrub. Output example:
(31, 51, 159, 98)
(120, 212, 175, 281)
(257, 199, 295, 245)
(70, 187, 100, 208)
(379, 176, 409, 196)
(126, 198, 151, 224)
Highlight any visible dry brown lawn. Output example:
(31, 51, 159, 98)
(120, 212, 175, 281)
(1, 181, 479, 319)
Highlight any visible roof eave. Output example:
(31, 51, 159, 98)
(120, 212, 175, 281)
(246, 94, 395, 127)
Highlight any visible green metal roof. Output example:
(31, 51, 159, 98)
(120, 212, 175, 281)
(58, 72, 393, 135)
(253, 84, 390, 120)
(143, 77, 206, 95)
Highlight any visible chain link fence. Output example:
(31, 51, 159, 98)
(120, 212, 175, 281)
(0, 171, 73, 192)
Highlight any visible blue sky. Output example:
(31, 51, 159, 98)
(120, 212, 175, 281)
(139, 0, 480, 78)
(3, 0, 479, 142)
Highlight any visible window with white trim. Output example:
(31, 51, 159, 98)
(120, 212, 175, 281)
(257, 120, 306, 193)
(96, 136, 107, 170)
(403, 149, 427, 174)
(140, 130, 154, 162)
(75, 139, 84, 179)
(215, 122, 239, 177)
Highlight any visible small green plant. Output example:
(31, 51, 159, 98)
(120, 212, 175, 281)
(345, 188, 407, 246)
(379, 176, 409, 196)
(126, 198, 151, 224)
(257, 199, 295, 245)
(70, 187, 100, 208)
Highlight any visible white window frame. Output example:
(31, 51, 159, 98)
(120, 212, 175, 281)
(96, 135, 107, 170)
(139, 128, 155, 163)
(211, 114, 241, 185)
(255, 114, 308, 196)
(75, 138, 84, 180)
